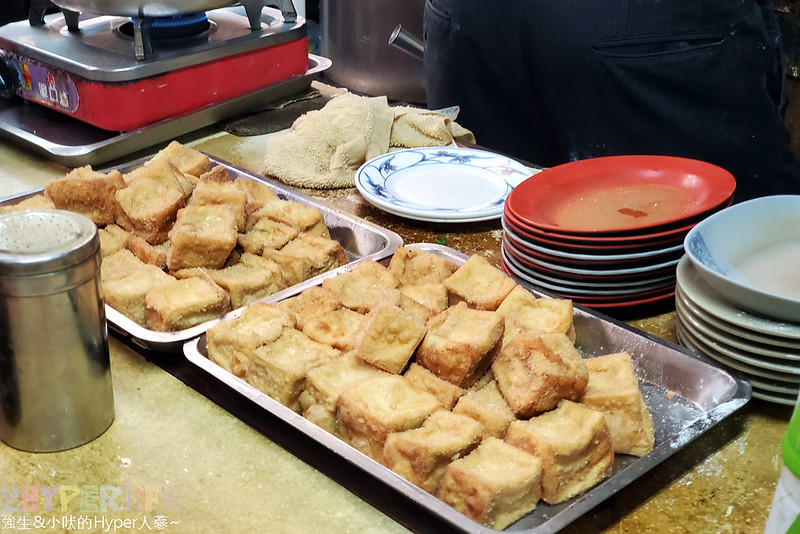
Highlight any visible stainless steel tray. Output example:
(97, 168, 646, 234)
(0, 54, 330, 167)
(0, 154, 403, 353)
(182, 243, 751, 533)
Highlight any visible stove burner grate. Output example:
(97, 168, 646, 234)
(118, 13, 211, 40)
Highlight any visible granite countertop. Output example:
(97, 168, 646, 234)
(0, 120, 792, 534)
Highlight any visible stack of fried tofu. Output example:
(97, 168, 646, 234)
(18, 141, 348, 332)
(205, 247, 656, 530)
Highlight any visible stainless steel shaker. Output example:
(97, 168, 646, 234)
(0, 209, 114, 452)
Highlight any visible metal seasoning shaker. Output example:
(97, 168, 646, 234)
(0, 209, 114, 452)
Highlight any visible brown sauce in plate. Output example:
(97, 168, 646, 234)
(550, 184, 691, 231)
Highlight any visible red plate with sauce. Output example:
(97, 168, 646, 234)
(505, 155, 736, 236)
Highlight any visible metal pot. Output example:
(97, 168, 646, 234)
(320, 0, 425, 104)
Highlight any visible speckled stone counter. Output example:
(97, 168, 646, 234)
(0, 121, 792, 534)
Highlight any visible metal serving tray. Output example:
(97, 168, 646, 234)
(0, 54, 330, 167)
(0, 154, 402, 353)
(182, 243, 751, 534)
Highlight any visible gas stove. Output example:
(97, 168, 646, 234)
(0, 0, 309, 131)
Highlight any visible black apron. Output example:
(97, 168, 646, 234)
(423, 0, 800, 202)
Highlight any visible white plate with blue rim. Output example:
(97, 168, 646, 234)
(355, 147, 535, 223)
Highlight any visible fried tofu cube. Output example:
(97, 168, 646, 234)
(199, 253, 286, 308)
(336, 375, 442, 462)
(127, 154, 194, 197)
(301, 307, 365, 352)
(98, 224, 130, 257)
(0, 194, 55, 214)
(388, 247, 459, 285)
(444, 254, 517, 310)
(115, 176, 185, 245)
(280, 233, 349, 278)
(437, 437, 543, 530)
(198, 165, 232, 183)
(299, 353, 388, 434)
(235, 177, 280, 217)
(321, 260, 400, 314)
(403, 363, 465, 410)
(206, 302, 295, 377)
(399, 283, 449, 314)
(252, 199, 329, 238)
(496, 285, 575, 345)
(101, 250, 175, 326)
(383, 409, 483, 494)
(505, 400, 614, 504)
(452, 380, 516, 439)
(188, 180, 247, 231)
(166, 205, 238, 271)
(261, 247, 314, 287)
(237, 218, 299, 255)
(582, 352, 655, 456)
(492, 331, 589, 418)
(248, 329, 341, 412)
(416, 302, 504, 388)
(43, 166, 124, 225)
(381, 288, 432, 326)
(151, 140, 210, 177)
(144, 273, 231, 331)
(352, 304, 427, 374)
(275, 285, 342, 330)
(126, 234, 169, 269)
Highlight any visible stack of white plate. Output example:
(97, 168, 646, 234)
(676, 195, 800, 405)
(676, 256, 800, 405)
(500, 155, 736, 313)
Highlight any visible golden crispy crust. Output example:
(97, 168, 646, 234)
(492, 331, 589, 418)
(437, 437, 543, 530)
(115, 176, 185, 245)
(321, 260, 400, 313)
(45, 166, 125, 225)
(452, 380, 516, 440)
(443, 254, 518, 310)
(383, 409, 482, 494)
(280, 233, 349, 278)
(206, 302, 295, 377)
(416, 302, 504, 388)
(582, 352, 655, 456)
(166, 205, 238, 271)
(0, 194, 55, 214)
(336, 375, 442, 462)
(152, 140, 211, 177)
(248, 329, 341, 412)
(352, 304, 426, 374)
(188, 180, 247, 232)
(144, 272, 231, 331)
(388, 247, 459, 285)
(505, 400, 614, 504)
(299, 353, 388, 434)
(402, 363, 465, 410)
(301, 307, 365, 352)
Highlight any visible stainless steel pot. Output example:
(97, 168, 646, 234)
(320, 0, 425, 103)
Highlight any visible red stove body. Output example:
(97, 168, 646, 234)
(0, 5, 308, 131)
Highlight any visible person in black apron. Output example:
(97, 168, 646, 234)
(423, 0, 800, 202)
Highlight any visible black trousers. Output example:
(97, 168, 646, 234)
(424, 0, 800, 202)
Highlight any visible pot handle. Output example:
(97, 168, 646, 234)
(389, 24, 424, 61)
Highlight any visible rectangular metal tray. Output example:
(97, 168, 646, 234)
(0, 155, 402, 353)
(182, 243, 751, 533)
(0, 54, 330, 167)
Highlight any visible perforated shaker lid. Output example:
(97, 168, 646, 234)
(0, 210, 99, 277)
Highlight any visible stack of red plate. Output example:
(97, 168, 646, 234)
(501, 155, 737, 312)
